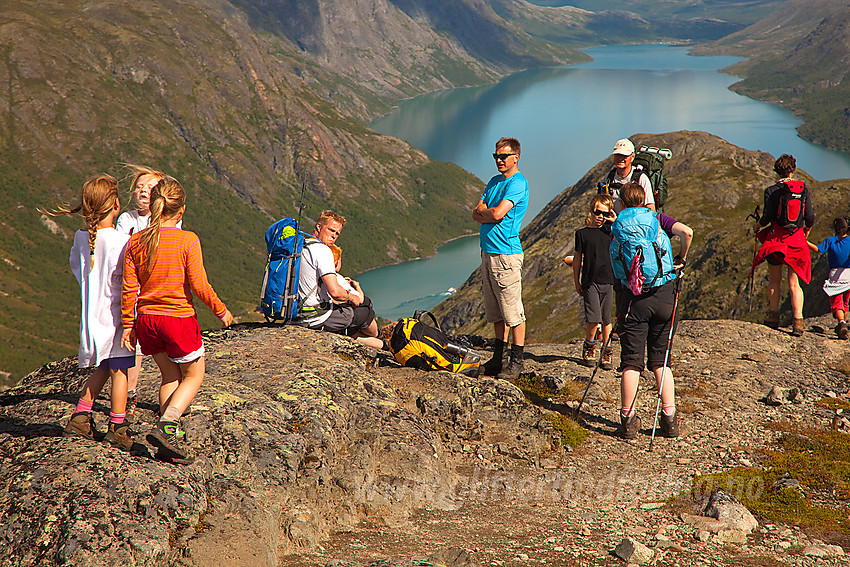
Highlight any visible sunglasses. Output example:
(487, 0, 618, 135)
(493, 153, 517, 161)
(593, 209, 613, 217)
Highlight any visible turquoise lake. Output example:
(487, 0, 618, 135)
(358, 44, 850, 321)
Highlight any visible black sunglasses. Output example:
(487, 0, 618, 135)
(593, 209, 613, 217)
(493, 153, 517, 161)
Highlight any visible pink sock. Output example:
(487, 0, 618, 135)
(621, 407, 636, 417)
(662, 404, 676, 416)
(75, 399, 94, 414)
(109, 412, 126, 424)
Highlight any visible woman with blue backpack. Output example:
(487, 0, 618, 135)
(610, 183, 692, 440)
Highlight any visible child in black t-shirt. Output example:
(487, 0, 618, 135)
(573, 194, 617, 369)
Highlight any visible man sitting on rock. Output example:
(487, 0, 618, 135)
(297, 210, 381, 347)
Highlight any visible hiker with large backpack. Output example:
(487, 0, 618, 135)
(599, 138, 656, 213)
(610, 183, 692, 440)
(752, 154, 814, 336)
(296, 210, 381, 346)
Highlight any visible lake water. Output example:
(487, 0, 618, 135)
(360, 44, 850, 320)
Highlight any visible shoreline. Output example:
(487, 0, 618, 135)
(355, 232, 478, 277)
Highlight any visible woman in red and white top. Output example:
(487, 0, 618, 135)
(121, 175, 232, 463)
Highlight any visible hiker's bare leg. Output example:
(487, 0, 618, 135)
(767, 263, 783, 313)
(511, 321, 525, 347)
(164, 358, 205, 416)
(494, 321, 508, 343)
(585, 322, 600, 342)
(652, 366, 676, 408)
(79, 367, 110, 405)
(601, 322, 613, 345)
(788, 268, 804, 319)
(620, 366, 641, 412)
(151, 352, 183, 415)
(109, 368, 128, 415)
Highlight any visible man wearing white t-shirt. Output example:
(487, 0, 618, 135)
(602, 138, 655, 213)
(297, 210, 380, 346)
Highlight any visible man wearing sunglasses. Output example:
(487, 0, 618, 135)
(602, 138, 655, 213)
(472, 137, 529, 380)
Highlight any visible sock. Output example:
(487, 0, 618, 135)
(510, 344, 524, 362)
(75, 399, 94, 414)
(585, 339, 595, 345)
(109, 412, 126, 424)
(621, 407, 636, 418)
(662, 404, 676, 416)
(161, 405, 182, 422)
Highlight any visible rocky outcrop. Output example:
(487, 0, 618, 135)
(2, 314, 849, 566)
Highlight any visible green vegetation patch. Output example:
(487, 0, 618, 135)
(816, 397, 850, 412)
(541, 412, 588, 449)
(512, 373, 588, 448)
(687, 424, 850, 537)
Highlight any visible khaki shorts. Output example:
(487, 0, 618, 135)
(481, 252, 525, 327)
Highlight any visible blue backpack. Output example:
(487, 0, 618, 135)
(610, 207, 675, 295)
(260, 218, 306, 322)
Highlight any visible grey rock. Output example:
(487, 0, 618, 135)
(613, 537, 654, 564)
(802, 543, 845, 557)
(703, 489, 758, 533)
(765, 385, 785, 406)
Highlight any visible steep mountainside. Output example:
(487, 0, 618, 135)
(434, 131, 849, 342)
(694, 0, 850, 152)
(0, 0, 586, 383)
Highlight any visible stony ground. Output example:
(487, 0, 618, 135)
(291, 315, 850, 567)
(1, 315, 849, 567)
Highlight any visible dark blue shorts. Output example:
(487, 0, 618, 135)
(98, 356, 135, 371)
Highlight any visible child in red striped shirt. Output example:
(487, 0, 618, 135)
(121, 176, 232, 463)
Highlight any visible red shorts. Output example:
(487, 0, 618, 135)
(136, 313, 204, 362)
(830, 291, 850, 314)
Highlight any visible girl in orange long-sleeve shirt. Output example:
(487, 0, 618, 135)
(121, 176, 232, 463)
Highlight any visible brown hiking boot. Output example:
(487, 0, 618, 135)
(63, 412, 96, 440)
(659, 412, 679, 438)
(791, 317, 805, 337)
(620, 413, 641, 439)
(581, 340, 596, 367)
(600, 346, 613, 371)
(496, 357, 524, 381)
(836, 321, 849, 340)
(765, 310, 780, 330)
(103, 421, 133, 452)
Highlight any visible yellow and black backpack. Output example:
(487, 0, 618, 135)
(389, 311, 481, 377)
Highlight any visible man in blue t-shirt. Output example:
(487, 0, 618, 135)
(472, 137, 529, 380)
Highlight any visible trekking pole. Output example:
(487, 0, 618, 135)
(649, 271, 683, 452)
(745, 206, 760, 313)
(574, 328, 613, 419)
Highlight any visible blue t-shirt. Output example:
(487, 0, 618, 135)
(817, 235, 850, 269)
(479, 172, 529, 254)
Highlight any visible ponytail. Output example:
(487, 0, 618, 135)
(137, 176, 185, 274)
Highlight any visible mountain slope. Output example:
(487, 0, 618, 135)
(7, 0, 580, 382)
(434, 131, 847, 342)
(694, 0, 850, 152)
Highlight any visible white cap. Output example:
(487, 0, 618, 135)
(612, 138, 635, 156)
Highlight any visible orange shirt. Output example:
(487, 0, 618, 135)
(122, 228, 227, 327)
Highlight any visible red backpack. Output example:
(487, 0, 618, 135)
(774, 179, 807, 232)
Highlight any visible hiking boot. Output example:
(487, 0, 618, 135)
(620, 413, 641, 440)
(125, 393, 138, 424)
(103, 421, 133, 452)
(659, 412, 679, 438)
(147, 420, 192, 463)
(481, 349, 508, 376)
(791, 317, 805, 337)
(765, 310, 780, 330)
(496, 358, 524, 381)
(836, 321, 849, 340)
(600, 346, 613, 371)
(581, 340, 596, 367)
(63, 412, 96, 440)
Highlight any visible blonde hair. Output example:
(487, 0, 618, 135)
(585, 194, 614, 226)
(138, 176, 186, 274)
(330, 244, 342, 265)
(40, 174, 120, 269)
(316, 210, 346, 230)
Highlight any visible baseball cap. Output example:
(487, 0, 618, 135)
(612, 138, 635, 156)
